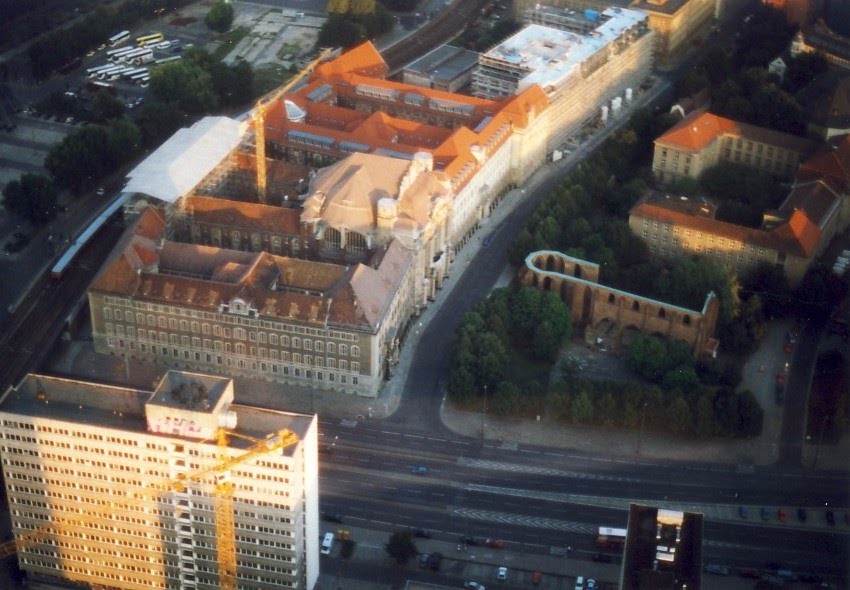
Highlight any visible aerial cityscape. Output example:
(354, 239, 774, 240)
(0, 0, 848, 589)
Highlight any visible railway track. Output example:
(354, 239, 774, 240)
(0, 219, 123, 392)
(382, 0, 492, 73)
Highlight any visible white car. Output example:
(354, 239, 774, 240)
(465, 583, 485, 590)
(497, 566, 507, 581)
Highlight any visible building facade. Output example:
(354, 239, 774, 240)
(652, 112, 817, 183)
(628, 192, 822, 286)
(631, 0, 717, 70)
(0, 371, 320, 590)
(88, 208, 416, 397)
(401, 45, 479, 92)
(473, 9, 654, 148)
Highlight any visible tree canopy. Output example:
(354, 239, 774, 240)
(2, 174, 58, 224)
(384, 530, 417, 565)
(205, 1, 235, 33)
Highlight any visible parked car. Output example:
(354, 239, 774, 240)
(418, 553, 429, 568)
(586, 580, 596, 590)
(797, 508, 807, 522)
(461, 536, 483, 546)
(760, 507, 770, 521)
(410, 466, 428, 474)
(531, 571, 542, 585)
(826, 510, 835, 526)
(574, 576, 584, 590)
(777, 508, 787, 522)
(485, 538, 505, 548)
(427, 552, 442, 571)
(738, 506, 749, 519)
(497, 566, 507, 581)
(464, 583, 485, 590)
(413, 529, 432, 538)
(322, 513, 343, 523)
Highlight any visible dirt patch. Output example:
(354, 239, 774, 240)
(170, 16, 197, 26)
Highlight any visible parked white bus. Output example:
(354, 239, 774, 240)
(97, 66, 127, 80)
(123, 67, 148, 79)
(86, 64, 115, 77)
(108, 30, 130, 46)
(105, 46, 132, 59)
(108, 47, 138, 62)
(130, 72, 150, 82)
(320, 533, 334, 555)
(117, 48, 152, 63)
(153, 55, 182, 65)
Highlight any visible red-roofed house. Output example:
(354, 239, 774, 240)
(652, 112, 817, 183)
(627, 188, 832, 286)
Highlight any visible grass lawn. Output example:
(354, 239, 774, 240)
(252, 64, 294, 98)
(211, 26, 249, 62)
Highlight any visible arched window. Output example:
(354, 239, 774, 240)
(631, 301, 640, 311)
(607, 293, 615, 304)
(683, 315, 692, 326)
(230, 230, 240, 248)
(658, 308, 666, 318)
(323, 228, 342, 251)
(347, 231, 368, 255)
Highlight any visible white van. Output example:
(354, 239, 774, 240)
(574, 577, 584, 590)
(321, 532, 334, 555)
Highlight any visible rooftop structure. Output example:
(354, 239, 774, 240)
(473, 8, 653, 148)
(0, 370, 320, 590)
(620, 503, 703, 590)
(475, 8, 648, 97)
(402, 44, 479, 92)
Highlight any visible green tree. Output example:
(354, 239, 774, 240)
(596, 392, 616, 426)
(666, 395, 692, 434)
(45, 125, 111, 193)
(384, 530, 417, 565)
(694, 392, 715, 437)
(205, 1, 235, 33)
(736, 390, 763, 437)
(662, 365, 699, 392)
(2, 174, 58, 224)
(742, 262, 791, 318)
(91, 90, 125, 122)
(136, 101, 185, 147)
(627, 334, 668, 382)
(570, 389, 593, 424)
(492, 382, 522, 417)
(150, 61, 218, 115)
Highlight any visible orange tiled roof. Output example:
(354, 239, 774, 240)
(656, 111, 816, 154)
(313, 42, 388, 79)
(779, 180, 842, 228)
(630, 198, 821, 258)
(186, 194, 301, 235)
(796, 134, 850, 193)
(90, 211, 414, 330)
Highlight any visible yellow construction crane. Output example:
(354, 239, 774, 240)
(254, 48, 333, 204)
(0, 428, 300, 590)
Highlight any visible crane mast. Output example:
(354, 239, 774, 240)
(254, 48, 332, 203)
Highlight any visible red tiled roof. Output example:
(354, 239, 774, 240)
(186, 194, 301, 235)
(656, 111, 816, 154)
(796, 134, 850, 192)
(630, 199, 821, 258)
(779, 180, 842, 228)
(313, 42, 388, 79)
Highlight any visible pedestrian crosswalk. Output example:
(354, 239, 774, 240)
(453, 507, 598, 533)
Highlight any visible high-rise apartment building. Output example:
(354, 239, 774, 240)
(0, 371, 320, 590)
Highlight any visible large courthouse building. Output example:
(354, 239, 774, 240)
(0, 371, 320, 589)
(91, 43, 550, 397)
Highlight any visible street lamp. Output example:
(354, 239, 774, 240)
(481, 384, 488, 440)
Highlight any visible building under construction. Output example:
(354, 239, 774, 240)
(0, 371, 320, 590)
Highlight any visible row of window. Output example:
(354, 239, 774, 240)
(100, 297, 359, 341)
(101, 309, 362, 355)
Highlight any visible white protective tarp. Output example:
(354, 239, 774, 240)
(124, 116, 246, 203)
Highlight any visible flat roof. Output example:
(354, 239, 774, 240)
(404, 44, 479, 82)
(0, 373, 313, 452)
(124, 116, 246, 204)
(481, 7, 646, 91)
